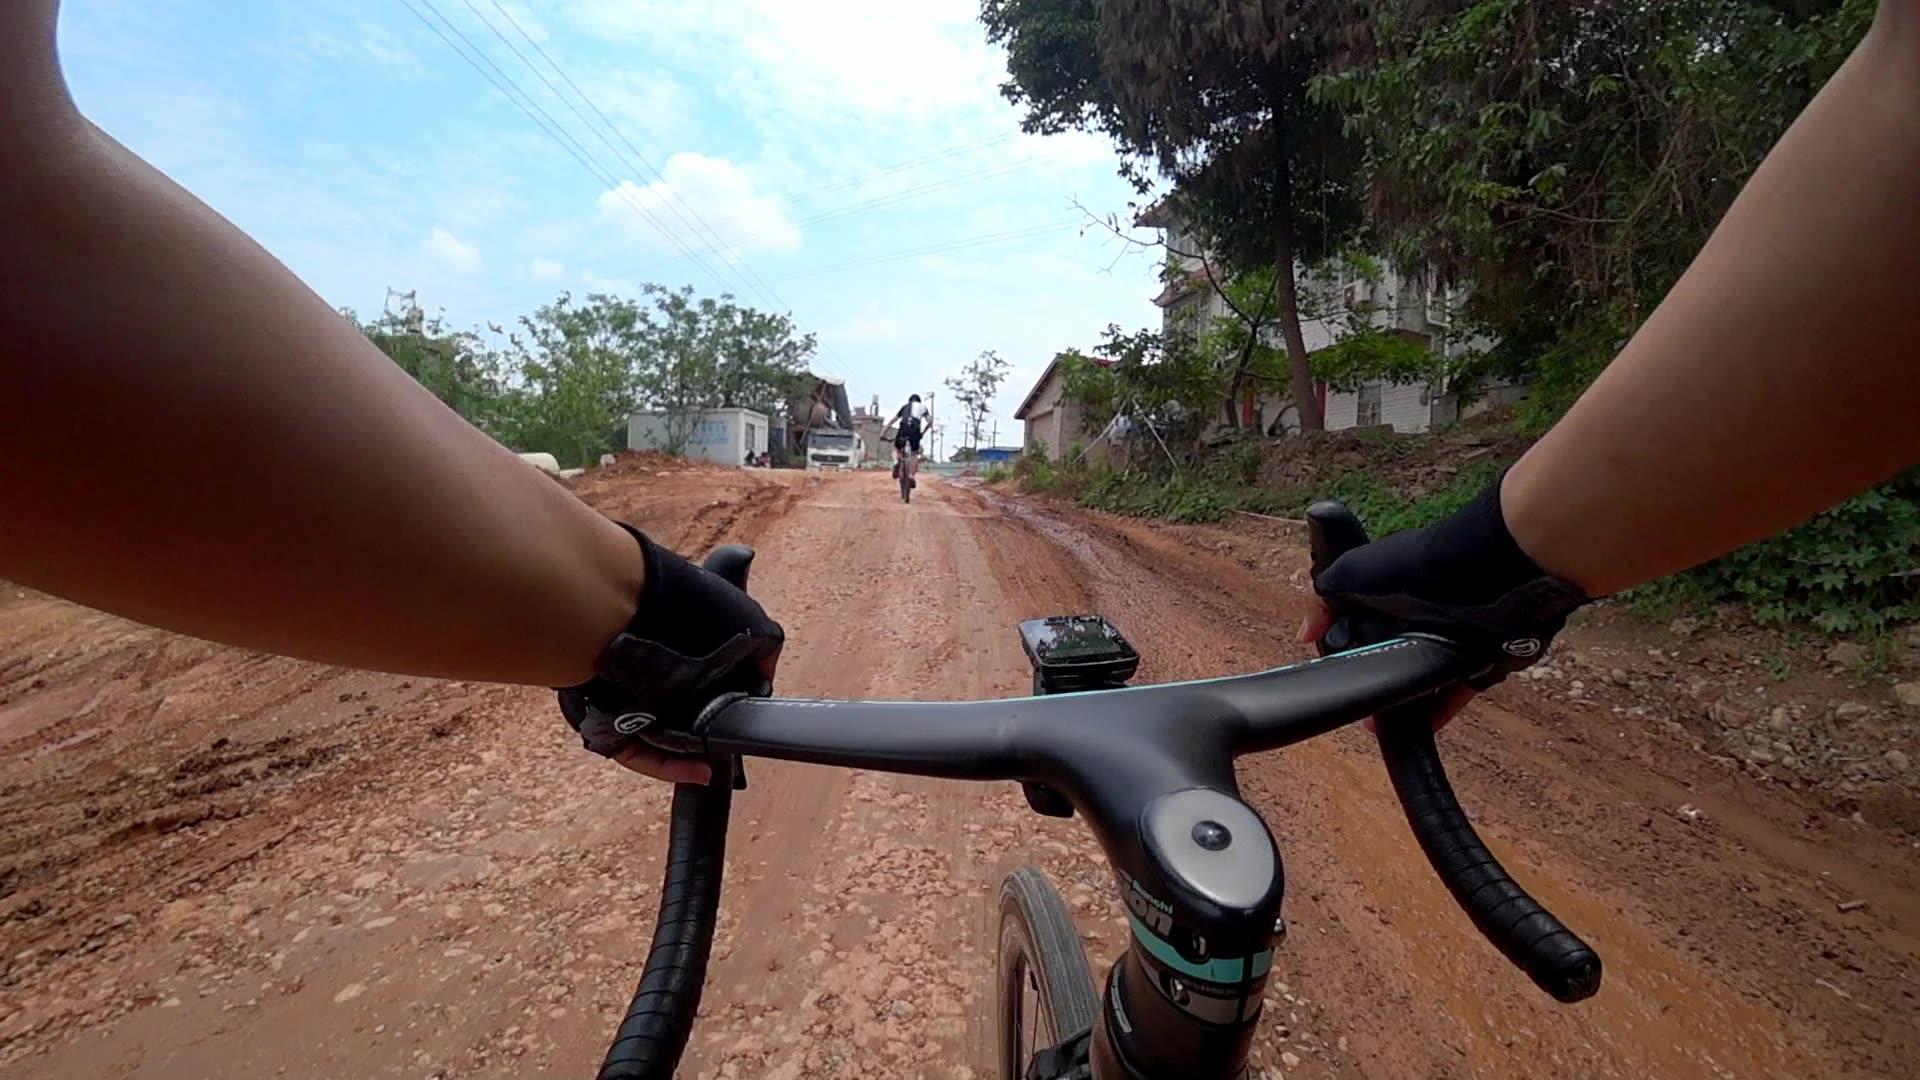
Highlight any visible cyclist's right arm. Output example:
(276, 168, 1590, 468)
(1305, 1, 1920, 694)
(1501, 0, 1920, 599)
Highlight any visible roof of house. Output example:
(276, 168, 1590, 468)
(1013, 353, 1115, 421)
(1133, 196, 1178, 229)
(1151, 271, 1205, 309)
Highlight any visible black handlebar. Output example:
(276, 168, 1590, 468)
(597, 763, 734, 1079)
(596, 546, 756, 1080)
(599, 525, 1603, 1077)
(1306, 501, 1601, 1004)
(1376, 704, 1602, 1002)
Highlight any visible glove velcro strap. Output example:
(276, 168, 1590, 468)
(559, 631, 768, 754)
(1320, 574, 1587, 686)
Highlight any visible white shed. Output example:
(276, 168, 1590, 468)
(628, 407, 771, 466)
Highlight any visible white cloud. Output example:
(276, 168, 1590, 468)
(567, 0, 1000, 131)
(273, 4, 425, 82)
(580, 270, 640, 296)
(529, 257, 566, 280)
(424, 226, 484, 273)
(597, 153, 800, 257)
(578, 68, 688, 140)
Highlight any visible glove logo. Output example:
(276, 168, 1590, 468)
(612, 711, 655, 736)
(1502, 638, 1542, 659)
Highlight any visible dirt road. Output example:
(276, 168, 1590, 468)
(3, 464, 1917, 1078)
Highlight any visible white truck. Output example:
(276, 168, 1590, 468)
(803, 428, 862, 470)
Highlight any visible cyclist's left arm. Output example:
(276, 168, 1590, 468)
(1, 1, 642, 688)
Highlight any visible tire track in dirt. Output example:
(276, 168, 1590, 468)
(681, 475, 1049, 1079)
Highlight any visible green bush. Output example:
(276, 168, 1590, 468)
(1014, 440, 1093, 497)
(1080, 467, 1236, 523)
(982, 463, 1014, 484)
(1635, 470, 1920, 634)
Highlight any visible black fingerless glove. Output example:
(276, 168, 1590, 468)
(1312, 476, 1589, 688)
(557, 525, 784, 757)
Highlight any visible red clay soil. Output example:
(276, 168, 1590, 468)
(0, 468, 1913, 1078)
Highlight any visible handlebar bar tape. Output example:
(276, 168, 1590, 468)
(1376, 707, 1603, 1004)
(598, 765, 736, 1079)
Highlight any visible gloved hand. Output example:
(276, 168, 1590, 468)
(557, 525, 783, 783)
(1298, 475, 1589, 727)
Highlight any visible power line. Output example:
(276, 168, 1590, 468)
(402, 0, 745, 300)
(466, 0, 862, 375)
(471, 0, 793, 315)
(409, 0, 1059, 377)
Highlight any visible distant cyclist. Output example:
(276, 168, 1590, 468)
(885, 394, 930, 488)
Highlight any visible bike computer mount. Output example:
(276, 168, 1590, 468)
(1018, 615, 1139, 820)
(1021, 615, 1140, 693)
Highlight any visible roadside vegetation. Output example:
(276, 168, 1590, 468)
(349, 287, 816, 468)
(1003, 420, 1920, 639)
(981, 0, 1912, 638)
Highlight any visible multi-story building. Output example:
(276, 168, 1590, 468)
(1134, 199, 1517, 434)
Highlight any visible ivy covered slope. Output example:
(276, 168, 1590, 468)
(1643, 469, 1920, 635)
(1003, 415, 1920, 638)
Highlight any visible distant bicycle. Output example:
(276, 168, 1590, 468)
(592, 506, 1601, 1079)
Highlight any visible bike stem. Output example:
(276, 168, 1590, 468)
(1086, 785, 1283, 1080)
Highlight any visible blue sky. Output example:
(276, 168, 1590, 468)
(56, 0, 1164, 453)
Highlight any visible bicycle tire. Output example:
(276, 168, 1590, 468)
(996, 866, 1098, 1080)
(900, 468, 912, 503)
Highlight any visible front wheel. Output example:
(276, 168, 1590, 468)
(996, 866, 1098, 1080)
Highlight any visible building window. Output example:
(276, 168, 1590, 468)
(1357, 382, 1382, 427)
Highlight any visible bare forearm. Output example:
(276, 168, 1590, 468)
(1, 107, 640, 685)
(1505, 8, 1920, 596)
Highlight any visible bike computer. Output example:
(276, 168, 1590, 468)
(1019, 615, 1139, 693)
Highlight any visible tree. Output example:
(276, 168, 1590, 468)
(495, 292, 645, 468)
(354, 286, 816, 467)
(984, 0, 1370, 430)
(944, 349, 1011, 452)
(1313, 0, 1872, 419)
(629, 285, 816, 454)
(350, 293, 501, 429)
(1051, 324, 1219, 465)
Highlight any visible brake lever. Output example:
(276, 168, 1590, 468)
(1305, 501, 1399, 657)
(700, 545, 763, 792)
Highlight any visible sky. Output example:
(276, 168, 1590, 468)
(55, 0, 1166, 456)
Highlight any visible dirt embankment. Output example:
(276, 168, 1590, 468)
(0, 466, 1916, 1079)
(1253, 413, 1531, 500)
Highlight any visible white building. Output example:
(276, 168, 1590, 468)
(1136, 200, 1516, 434)
(628, 407, 770, 466)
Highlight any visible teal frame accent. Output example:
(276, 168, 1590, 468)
(1127, 914, 1274, 984)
